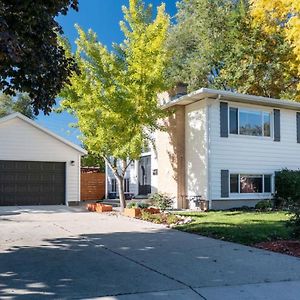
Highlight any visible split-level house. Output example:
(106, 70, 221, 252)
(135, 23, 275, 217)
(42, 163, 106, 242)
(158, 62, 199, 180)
(106, 88, 300, 210)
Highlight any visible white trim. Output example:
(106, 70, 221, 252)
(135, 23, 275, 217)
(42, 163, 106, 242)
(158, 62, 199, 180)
(206, 101, 212, 209)
(0, 113, 87, 155)
(78, 154, 81, 202)
(229, 172, 273, 196)
(163, 87, 300, 111)
(105, 163, 108, 199)
(65, 162, 68, 206)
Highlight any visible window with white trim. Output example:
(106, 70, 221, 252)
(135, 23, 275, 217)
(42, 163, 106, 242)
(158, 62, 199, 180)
(230, 174, 272, 194)
(111, 179, 117, 193)
(229, 107, 271, 137)
(124, 178, 130, 193)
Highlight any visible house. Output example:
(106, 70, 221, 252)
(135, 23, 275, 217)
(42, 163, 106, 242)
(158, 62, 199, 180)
(0, 113, 87, 206)
(105, 148, 158, 200)
(106, 88, 300, 210)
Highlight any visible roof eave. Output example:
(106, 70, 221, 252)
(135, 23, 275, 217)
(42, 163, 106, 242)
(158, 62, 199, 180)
(162, 88, 300, 111)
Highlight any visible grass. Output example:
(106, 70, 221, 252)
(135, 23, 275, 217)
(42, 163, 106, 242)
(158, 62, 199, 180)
(175, 210, 292, 245)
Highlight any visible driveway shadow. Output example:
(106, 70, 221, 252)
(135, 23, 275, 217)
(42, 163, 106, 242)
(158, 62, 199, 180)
(1, 228, 300, 299)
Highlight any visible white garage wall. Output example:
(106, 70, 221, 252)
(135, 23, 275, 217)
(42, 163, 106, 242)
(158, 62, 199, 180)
(0, 117, 82, 204)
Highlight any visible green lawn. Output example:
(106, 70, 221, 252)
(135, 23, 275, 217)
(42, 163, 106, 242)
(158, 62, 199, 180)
(175, 211, 292, 245)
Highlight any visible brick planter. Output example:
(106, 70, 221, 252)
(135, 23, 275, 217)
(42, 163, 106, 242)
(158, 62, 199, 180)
(124, 208, 141, 218)
(95, 204, 112, 213)
(144, 207, 160, 214)
(86, 203, 112, 212)
(87, 203, 97, 212)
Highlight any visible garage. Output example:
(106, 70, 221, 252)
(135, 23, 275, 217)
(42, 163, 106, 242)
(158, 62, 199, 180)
(0, 161, 66, 206)
(0, 113, 87, 206)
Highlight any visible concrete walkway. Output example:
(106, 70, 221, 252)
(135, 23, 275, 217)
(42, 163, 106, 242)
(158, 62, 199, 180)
(0, 206, 300, 299)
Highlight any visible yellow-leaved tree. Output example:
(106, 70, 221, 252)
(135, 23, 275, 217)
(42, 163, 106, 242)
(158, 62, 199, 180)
(60, 0, 170, 209)
(250, 0, 300, 94)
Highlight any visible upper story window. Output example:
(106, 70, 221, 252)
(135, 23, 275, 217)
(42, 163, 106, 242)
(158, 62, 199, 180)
(229, 107, 271, 137)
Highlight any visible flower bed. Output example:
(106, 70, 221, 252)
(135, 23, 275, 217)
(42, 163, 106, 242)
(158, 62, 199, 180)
(139, 210, 193, 226)
(255, 240, 300, 258)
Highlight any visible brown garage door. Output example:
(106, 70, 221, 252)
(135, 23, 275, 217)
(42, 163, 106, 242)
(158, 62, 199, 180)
(0, 161, 66, 206)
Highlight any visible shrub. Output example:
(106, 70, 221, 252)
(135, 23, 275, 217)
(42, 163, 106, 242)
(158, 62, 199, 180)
(275, 169, 300, 236)
(150, 193, 173, 211)
(255, 200, 273, 211)
(140, 210, 163, 224)
(126, 202, 138, 209)
(127, 201, 149, 209)
(137, 202, 149, 209)
(166, 214, 180, 225)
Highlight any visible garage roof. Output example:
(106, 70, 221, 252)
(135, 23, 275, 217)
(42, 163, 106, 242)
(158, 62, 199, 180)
(0, 113, 87, 155)
(163, 88, 300, 111)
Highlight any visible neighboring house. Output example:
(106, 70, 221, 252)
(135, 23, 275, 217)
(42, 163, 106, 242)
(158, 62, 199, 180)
(106, 88, 300, 210)
(0, 113, 87, 206)
(105, 148, 158, 199)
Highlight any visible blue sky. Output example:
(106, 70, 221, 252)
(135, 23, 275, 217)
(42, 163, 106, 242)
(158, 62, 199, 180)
(37, 0, 177, 146)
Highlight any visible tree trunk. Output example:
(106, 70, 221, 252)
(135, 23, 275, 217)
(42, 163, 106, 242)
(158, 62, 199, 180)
(116, 175, 126, 211)
(103, 156, 131, 212)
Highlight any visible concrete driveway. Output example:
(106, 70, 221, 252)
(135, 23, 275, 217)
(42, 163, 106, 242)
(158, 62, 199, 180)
(0, 206, 300, 300)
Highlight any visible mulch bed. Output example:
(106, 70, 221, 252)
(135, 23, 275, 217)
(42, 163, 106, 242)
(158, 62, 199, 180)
(255, 240, 300, 258)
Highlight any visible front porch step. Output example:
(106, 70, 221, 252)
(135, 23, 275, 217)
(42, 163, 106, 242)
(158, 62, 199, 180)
(133, 194, 150, 199)
(99, 199, 121, 207)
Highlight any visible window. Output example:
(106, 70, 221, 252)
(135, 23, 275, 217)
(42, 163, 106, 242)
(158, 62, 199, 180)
(229, 107, 271, 137)
(230, 174, 272, 194)
(264, 175, 271, 193)
(240, 175, 262, 193)
(230, 108, 238, 134)
(111, 179, 117, 193)
(124, 178, 130, 193)
(230, 174, 239, 193)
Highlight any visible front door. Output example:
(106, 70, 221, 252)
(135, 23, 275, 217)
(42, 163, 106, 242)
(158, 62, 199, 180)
(138, 156, 151, 195)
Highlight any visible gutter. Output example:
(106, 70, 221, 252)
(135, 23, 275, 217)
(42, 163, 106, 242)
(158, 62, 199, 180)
(162, 88, 300, 111)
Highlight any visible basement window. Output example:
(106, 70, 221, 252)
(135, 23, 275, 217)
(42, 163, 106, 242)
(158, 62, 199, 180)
(230, 174, 272, 194)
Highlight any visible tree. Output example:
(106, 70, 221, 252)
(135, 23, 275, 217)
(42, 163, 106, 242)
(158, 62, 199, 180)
(167, 0, 299, 99)
(217, 0, 299, 99)
(0, 93, 36, 119)
(81, 152, 105, 172)
(0, 0, 78, 115)
(166, 0, 233, 91)
(61, 0, 170, 210)
(250, 0, 300, 94)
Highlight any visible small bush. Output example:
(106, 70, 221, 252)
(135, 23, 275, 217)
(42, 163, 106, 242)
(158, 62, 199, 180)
(255, 200, 273, 211)
(275, 169, 300, 236)
(137, 202, 149, 209)
(126, 202, 149, 209)
(126, 202, 138, 209)
(140, 211, 181, 225)
(140, 210, 163, 224)
(150, 193, 173, 211)
(166, 214, 180, 225)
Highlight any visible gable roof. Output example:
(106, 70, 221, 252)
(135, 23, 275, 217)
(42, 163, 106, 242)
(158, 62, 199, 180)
(0, 112, 87, 155)
(163, 88, 300, 111)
